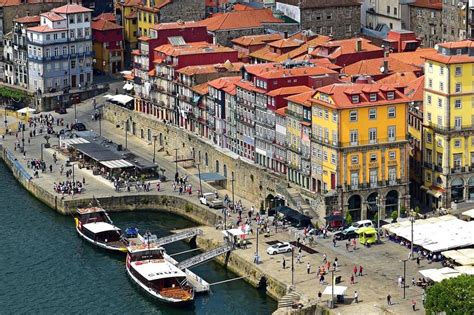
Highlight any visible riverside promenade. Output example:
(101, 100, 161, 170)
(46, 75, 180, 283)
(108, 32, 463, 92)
(0, 91, 432, 314)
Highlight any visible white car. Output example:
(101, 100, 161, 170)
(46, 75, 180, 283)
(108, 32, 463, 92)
(266, 242, 292, 255)
(344, 220, 374, 233)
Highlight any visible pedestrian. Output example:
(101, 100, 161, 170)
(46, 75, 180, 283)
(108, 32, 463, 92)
(350, 274, 354, 284)
(307, 262, 311, 274)
(416, 256, 420, 267)
(332, 261, 337, 271)
(346, 241, 350, 252)
(317, 291, 322, 303)
(352, 238, 357, 250)
(359, 265, 363, 276)
(354, 291, 359, 303)
(411, 299, 416, 311)
(296, 253, 301, 264)
(322, 253, 327, 264)
(333, 238, 337, 247)
(353, 265, 358, 276)
(282, 257, 286, 269)
(319, 274, 324, 284)
(49, 164, 53, 173)
(398, 276, 403, 288)
(387, 294, 392, 305)
(412, 277, 416, 286)
(82, 177, 86, 185)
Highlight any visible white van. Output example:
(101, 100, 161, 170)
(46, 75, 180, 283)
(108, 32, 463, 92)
(344, 220, 374, 233)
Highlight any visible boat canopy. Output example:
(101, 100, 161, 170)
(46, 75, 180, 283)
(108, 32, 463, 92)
(77, 207, 106, 215)
(83, 222, 120, 234)
(132, 260, 187, 281)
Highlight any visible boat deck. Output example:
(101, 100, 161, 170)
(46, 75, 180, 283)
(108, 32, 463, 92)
(160, 287, 193, 301)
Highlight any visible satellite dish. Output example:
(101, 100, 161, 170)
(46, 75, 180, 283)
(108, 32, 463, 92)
(380, 66, 385, 73)
(434, 44, 439, 50)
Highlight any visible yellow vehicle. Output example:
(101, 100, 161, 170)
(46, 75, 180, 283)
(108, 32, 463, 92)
(356, 227, 377, 245)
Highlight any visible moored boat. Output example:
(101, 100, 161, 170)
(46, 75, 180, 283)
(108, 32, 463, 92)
(126, 245, 194, 305)
(75, 206, 128, 252)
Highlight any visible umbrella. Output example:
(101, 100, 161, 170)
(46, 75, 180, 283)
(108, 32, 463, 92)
(17, 107, 36, 114)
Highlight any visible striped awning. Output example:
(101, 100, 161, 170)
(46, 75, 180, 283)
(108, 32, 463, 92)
(100, 159, 134, 169)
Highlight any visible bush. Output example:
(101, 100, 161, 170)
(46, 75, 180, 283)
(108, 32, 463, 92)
(345, 212, 353, 226)
(425, 274, 474, 315)
(185, 203, 193, 213)
(391, 210, 398, 223)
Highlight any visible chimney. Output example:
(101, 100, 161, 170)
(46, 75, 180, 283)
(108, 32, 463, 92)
(384, 49, 389, 58)
(355, 38, 362, 52)
(383, 59, 389, 74)
(284, 31, 288, 39)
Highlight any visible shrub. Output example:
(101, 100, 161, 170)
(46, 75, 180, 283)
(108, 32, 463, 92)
(345, 212, 353, 226)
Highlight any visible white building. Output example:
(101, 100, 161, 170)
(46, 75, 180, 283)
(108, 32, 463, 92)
(27, 4, 93, 94)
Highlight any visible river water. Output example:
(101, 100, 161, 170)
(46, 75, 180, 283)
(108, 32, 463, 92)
(0, 162, 276, 314)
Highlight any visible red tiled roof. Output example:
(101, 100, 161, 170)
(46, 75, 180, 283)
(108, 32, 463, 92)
(312, 38, 382, 61)
(14, 15, 40, 24)
(275, 107, 287, 116)
(27, 25, 66, 33)
(424, 53, 474, 64)
(247, 64, 338, 79)
(208, 76, 241, 95)
(124, 11, 137, 19)
(231, 33, 283, 47)
(409, 0, 441, 9)
(155, 42, 235, 57)
(266, 85, 314, 97)
(199, 9, 283, 31)
(52, 4, 92, 14)
(40, 12, 65, 22)
(343, 56, 419, 76)
(404, 76, 424, 102)
(313, 83, 408, 109)
(192, 82, 209, 95)
(377, 72, 418, 85)
(232, 3, 255, 10)
(0, 0, 64, 6)
(152, 21, 203, 31)
(268, 38, 302, 49)
(438, 40, 474, 49)
(122, 0, 140, 7)
(93, 13, 116, 23)
(177, 62, 244, 76)
(235, 80, 267, 94)
(148, 69, 156, 76)
(92, 19, 122, 31)
(389, 48, 437, 67)
(286, 90, 315, 107)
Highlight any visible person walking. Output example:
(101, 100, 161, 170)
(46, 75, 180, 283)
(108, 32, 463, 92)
(317, 291, 322, 303)
(333, 238, 337, 247)
(411, 299, 417, 311)
(387, 294, 392, 305)
(359, 265, 363, 276)
(322, 253, 327, 264)
(350, 274, 355, 284)
(353, 265, 358, 276)
(282, 257, 286, 270)
(296, 253, 301, 264)
(416, 256, 420, 267)
(398, 276, 403, 288)
(354, 291, 359, 303)
(307, 262, 311, 274)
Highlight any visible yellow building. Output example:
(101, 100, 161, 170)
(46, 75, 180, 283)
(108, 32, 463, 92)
(116, 0, 140, 50)
(422, 41, 474, 209)
(310, 83, 410, 220)
(136, 0, 167, 37)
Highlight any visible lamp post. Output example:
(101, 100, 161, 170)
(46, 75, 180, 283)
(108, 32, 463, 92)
(152, 135, 157, 164)
(72, 163, 75, 183)
(330, 267, 335, 308)
(254, 226, 260, 264)
(123, 120, 128, 149)
(291, 246, 295, 286)
(98, 105, 102, 137)
(40, 143, 44, 161)
(197, 162, 203, 197)
(174, 148, 178, 176)
(410, 214, 415, 259)
(401, 258, 408, 299)
(21, 124, 25, 150)
(376, 195, 381, 242)
(4, 106, 7, 135)
(231, 172, 235, 212)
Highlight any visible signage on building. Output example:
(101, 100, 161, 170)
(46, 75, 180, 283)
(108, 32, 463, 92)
(276, 2, 300, 23)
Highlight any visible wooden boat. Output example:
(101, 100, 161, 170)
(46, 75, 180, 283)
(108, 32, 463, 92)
(126, 245, 194, 305)
(75, 206, 128, 252)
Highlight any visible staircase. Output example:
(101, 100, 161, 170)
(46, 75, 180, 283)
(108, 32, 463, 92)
(278, 290, 302, 309)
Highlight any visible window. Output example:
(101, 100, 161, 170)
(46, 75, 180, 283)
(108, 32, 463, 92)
(350, 130, 358, 144)
(332, 111, 337, 122)
(428, 63, 433, 73)
(370, 153, 377, 162)
(388, 107, 396, 118)
(427, 112, 432, 121)
(426, 171, 432, 182)
(438, 98, 442, 107)
(369, 93, 377, 102)
(455, 83, 462, 93)
(54, 47, 58, 56)
(331, 153, 336, 165)
(387, 5, 390, 14)
(71, 45, 75, 54)
(369, 108, 377, 119)
(439, 82, 444, 91)
(315, 13, 321, 20)
(437, 116, 442, 125)
(70, 60, 76, 69)
(369, 128, 377, 143)
(350, 173, 359, 188)
(455, 99, 461, 108)
(351, 95, 359, 103)
(389, 151, 396, 160)
(437, 139, 443, 147)
(426, 133, 432, 143)
(46, 34, 50, 40)
(455, 66, 462, 76)
(428, 79, 432, 88)
(388, 126, 396, 141)
(77, 14, 82, 23)
(387, 91, 395, 100)
(70, 30, 74, 38)
(326, 13, 332, 20)
(349, 110, 358, 121)
(351, 155, 359, 164)
(454, 139, 461, 148)
(394, 7, 397, 16)
(454, 117, 462, 129)
(427, 95, 432, 104)
(69, 15, 74, 24)
(84, 14, 89, 22)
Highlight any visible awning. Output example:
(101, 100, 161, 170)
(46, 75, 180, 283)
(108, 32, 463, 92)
(60, 137, 90, 149)
(72, 142, 123, 161)
(100, 159, 134, 169)
(322, 285, 347, 295)
(419, 267, 462, 282)
(17, 107, 36, 114)
(197, 172, 226, 182)
(123, 83, 134, 91)
(454, 266, 474, 275)
(426, 189, 442, 198)
(462, 209, 474, 218)
(111, 94, 134, 105)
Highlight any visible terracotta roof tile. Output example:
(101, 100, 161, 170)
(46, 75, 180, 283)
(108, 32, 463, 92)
(93, 13, 116, 23)
(27, 25, 66, 33)
(266, 85, 313, 97)
(268, 38, 302, 49)
(235, 80, 267, 94)
(208, 76, 241, 95)
(389, 48, 437, 67)
(409, 0, 441, 9)
(231, 33, 283, 47)
(52, 4, 92, 14)
(40, 12, 65, 22)
(246, 64, 338, 79)
(199, 8, 283, 31)
(286, 90, 315, 107)
(192, 82, 209, 95)
(92, 19, 122, 31)
(311, 38, 382, 62)
(232, 3, 255, 10)
(275, 107, 287, 116)
(155, 42, 235, 57)
(343, 56, 420, 76)
(404, 76, 424, 102)
(377, 72, 418, 85)
(438, 40, 474, 49)
(152, 21, 203, 31)
(177, 62, 244, 76)
(14, 15, 40, 24)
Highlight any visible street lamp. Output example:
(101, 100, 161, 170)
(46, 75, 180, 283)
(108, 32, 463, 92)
(330, 267, 336, 308)
(291, 246, 295, 286)
(410, 213, 415, 259)
(376, 195, 381, 242)
(197, 162, 203, 197)
(152, 135, 157, 164)
(72, 163, 75, 183)
(40, 143, 44, 161)
(174, 148, 178, 176)
(401, 258, 408, 299)
(4, 106, 7, 135)
(254, 226, 260, 264)
(231, 172, 235, 212)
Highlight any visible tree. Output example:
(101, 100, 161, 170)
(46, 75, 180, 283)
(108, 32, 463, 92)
(345, 212, 353, 226)
(391, 210, 398, 223)
(425, 275, 474, 315)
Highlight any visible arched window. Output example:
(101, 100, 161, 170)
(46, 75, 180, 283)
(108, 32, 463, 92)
(205, 152, 208, 166)
(223, 164, 227, 178)
(216, 160, 220, 173)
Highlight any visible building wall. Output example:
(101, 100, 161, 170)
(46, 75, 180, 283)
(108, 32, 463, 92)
(409, 6, 442, 48)
(365, 0, 402, 30)
(300, 5, 361, 40)
(441, 2, 468, 42)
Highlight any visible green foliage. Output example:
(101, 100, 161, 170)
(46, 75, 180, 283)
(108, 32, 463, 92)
(391, 210, 398, 222)
(345, 212, 352, 225)
(414, 206, 420, 214)
(373, 213, 378, 224)
(400, 206, 406, 215)
(425, 275, 474, 315)
(185, 203, 193, 213)
(0, 86, 27, 100)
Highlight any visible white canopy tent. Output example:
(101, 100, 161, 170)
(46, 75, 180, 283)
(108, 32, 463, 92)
(222, 228, 248, 238)
(100, 159, 134, 169)
(454, 266, 474, 275)
(442, 249, 474, 266)
(108, 94, 134, 105)
(17, 107, 36, 114)
(59, 137, 90, 149)
(462, 209, 474, 219)
(322, 285, 347, 296)
(419, 267, 463, 282)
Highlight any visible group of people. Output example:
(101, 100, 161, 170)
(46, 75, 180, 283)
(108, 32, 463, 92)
(53, 180, 84, 195)
(173, 173, 192, 195)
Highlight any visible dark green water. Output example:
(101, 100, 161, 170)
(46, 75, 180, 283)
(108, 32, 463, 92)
(0, 162, 276, 314)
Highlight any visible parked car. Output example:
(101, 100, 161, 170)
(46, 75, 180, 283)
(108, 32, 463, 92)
(71, 122, 86, 131)
(55, 107, 67, 114)
(199, 192, 224, 208)
(343, 220, 374, 233)
(333, 229, 358, 241)
(266, 242, 292, 255)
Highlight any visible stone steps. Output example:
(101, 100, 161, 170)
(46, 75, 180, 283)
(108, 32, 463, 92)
(278, 290, 302, 309)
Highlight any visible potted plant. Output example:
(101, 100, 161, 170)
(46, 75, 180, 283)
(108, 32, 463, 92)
(44, 135, 51, 148)
(345, 211, 353, 226)
(391, 210, 398, 223)
(400, 206, 407, 218)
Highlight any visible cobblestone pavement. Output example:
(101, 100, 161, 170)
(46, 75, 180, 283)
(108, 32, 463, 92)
(0, 86, 436, 314)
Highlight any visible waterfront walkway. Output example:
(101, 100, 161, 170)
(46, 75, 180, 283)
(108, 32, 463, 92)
(0, 86, 431, 314)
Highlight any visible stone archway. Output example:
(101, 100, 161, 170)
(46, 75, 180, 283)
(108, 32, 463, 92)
(348, 195, 362, 222)
(385, 190, 399, 217)
(469, 177, 474, 200)
(366, 192, 378, 220)
(451, 177, 464, 202)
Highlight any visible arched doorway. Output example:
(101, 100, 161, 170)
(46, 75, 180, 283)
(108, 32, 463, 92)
(451, 178, 464, 202)
(469, 177, 474, 200)
(385, 190, 399, 217)
(347, 195, 362, 222)
(366, 192, 378, 220)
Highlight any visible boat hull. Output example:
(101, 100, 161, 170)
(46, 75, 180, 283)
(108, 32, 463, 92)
(75, 218, 127, 253)
(126, 264, 194, 305)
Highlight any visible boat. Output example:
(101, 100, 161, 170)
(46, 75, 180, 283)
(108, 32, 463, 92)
(126, 245, 194, 305)
(74, 206, 128, 252)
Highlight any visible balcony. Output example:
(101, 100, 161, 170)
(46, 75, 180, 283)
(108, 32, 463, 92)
(425, 122, 474, 134)
(351, 184, 359, 190)
(451, 166, 470, 174)
(370, 182, 378, 188)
